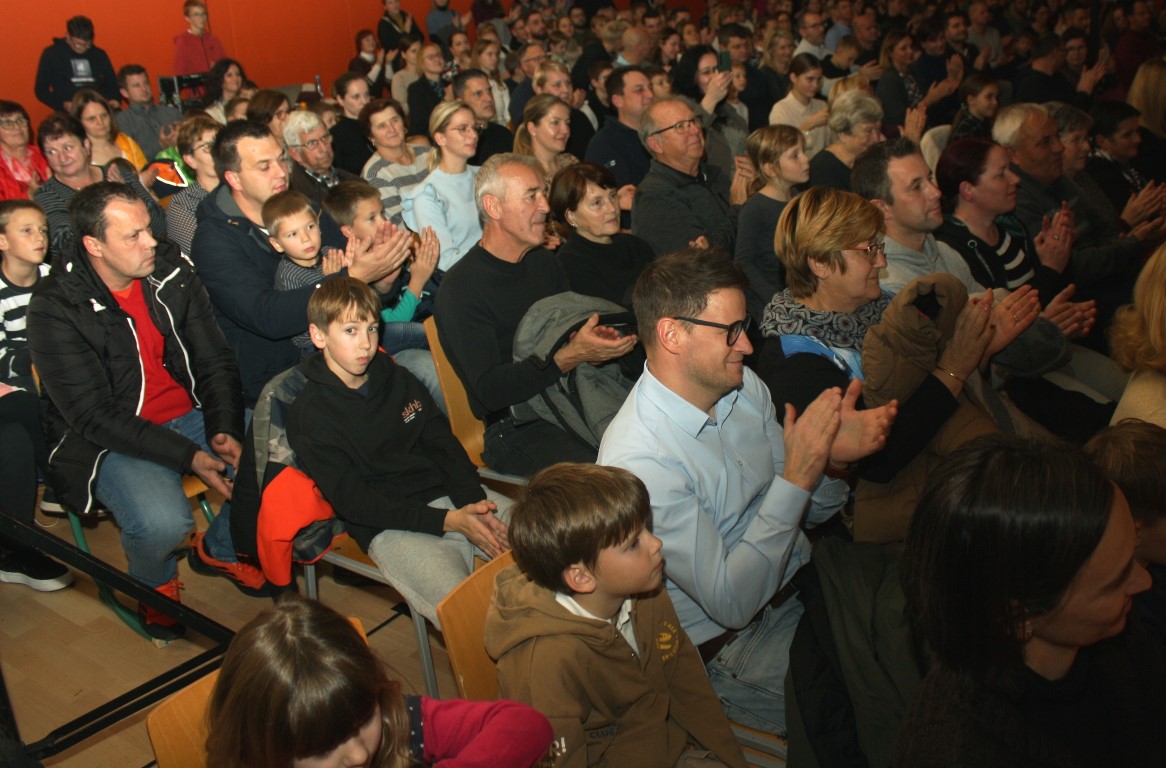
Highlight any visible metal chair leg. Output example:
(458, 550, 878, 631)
(304, 563, 319, 600)
(411, 604, 439, 698)
(67, 512, 152, 641)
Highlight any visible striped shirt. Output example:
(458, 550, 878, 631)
(362, 146, 431, 228)
(0, 263, 50, 390)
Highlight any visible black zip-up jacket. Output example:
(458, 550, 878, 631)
(27, 242, 244, 515)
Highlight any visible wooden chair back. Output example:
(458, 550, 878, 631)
(435, 550, 515, 700)
(423, 316, 487, 467)
(146, 619, 367, 768)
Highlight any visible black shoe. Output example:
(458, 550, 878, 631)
(0, 549, 74, 592)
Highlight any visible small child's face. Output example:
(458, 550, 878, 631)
(650, 73, 673, 98)
(320, 108, 340, 130)
(593, 526, 664, 598)
(549, 39, 567, 57)
(269, 209, 322, 267)
(0, 208, 48, 266)
(345, 198, 385, 242)
(309, 311, 379, 388)
(731, 65, 748, 94)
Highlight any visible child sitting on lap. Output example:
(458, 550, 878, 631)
(485, 463, 747, 768)
(266, 190, 346, 354)
(206, 595, 555, 767)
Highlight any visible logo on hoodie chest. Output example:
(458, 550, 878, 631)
(401, 399, 423, 424)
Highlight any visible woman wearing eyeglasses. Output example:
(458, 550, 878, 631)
(671, 45, 749, 184)
(401, 101, 481, 272)
(0, 102, 50, 201)
(757, 188, 1013, 536)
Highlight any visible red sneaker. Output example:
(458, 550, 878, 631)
(187, 531, 273, 597)
(138, 579, 186, 642)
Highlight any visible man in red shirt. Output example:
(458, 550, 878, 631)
(28, 182, 261, 641)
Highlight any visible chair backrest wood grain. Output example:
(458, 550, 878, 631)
(423, 316, 487, 467)
(435, 551, 515, 700)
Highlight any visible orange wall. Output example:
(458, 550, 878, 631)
(1, 0, 452, 126)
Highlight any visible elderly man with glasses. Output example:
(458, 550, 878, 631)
(632, 98, 750, 256)
(283, 110, 359, 205)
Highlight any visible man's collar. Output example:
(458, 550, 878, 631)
(640, 363, 738, 437)
(650, 158, 702, 182)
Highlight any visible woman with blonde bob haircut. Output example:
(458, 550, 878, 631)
(1109, 242, 1166, 427)
(206, 596, 554, 768)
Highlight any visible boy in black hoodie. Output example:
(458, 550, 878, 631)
(34, 17, 119, 112)
(287, 277, 511, 621)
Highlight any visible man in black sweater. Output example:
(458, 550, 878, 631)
(434, 153, 636, 476)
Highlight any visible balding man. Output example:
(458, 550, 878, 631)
(615, 25, 652, 66)
(632, 99, 749, 256)
(434, 154, 636, 475)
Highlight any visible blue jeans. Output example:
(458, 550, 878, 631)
(381, 320, 428, 355)
(95, 409, 236, 588)
(704, 597, 804, 736)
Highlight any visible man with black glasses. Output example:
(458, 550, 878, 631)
(599, 247, 883, 736)
(632, 99, 749, 256)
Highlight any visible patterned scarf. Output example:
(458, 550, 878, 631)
(760, 289, 892, 351)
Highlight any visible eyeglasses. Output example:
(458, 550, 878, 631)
(294, 134, 334, 151)
(844, 241, 886, 263)
(0, 118, 28, 129)
(649, 118, 697, 137)
(522, 53, 548, 65)
(672, 314, 753, 346)
(194, 141, 215, 154)
(445, 123, 479, 135)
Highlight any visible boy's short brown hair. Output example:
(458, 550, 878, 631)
(307, 276, 381, 332)
(322, 180, 381, 228)
(0, 200, 44, 237)
(509, 463, 652, 593)
(261, 190, 313, 237)
(1084, 419, 1166, 526)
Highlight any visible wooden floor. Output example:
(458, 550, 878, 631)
(1, 493, 457, 768)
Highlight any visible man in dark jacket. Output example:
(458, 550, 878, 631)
(191, 120, 408, 406)
(27, 182, 255, 641)
(584, 66, 654, 188)
(632, 99, 748, 256)
(34, 16, 119, 112)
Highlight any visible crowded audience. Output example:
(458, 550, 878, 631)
(6, 2, 1166, 764)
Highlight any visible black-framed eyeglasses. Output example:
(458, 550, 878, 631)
(672, 314, 753, 345)
(649, 118, 697, 137)
(844, 241, 886, 263)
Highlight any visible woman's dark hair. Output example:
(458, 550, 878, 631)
(36, 114, 86, 154)
(359, 98, 408, 138)
(901, 434, 1113, 686)
(548, 162, 617, 230)
(671, 44, 717, 101)
(396, 31, 421, 54)
(0, 101, 31, 126)
(789, 52, 823, 78)
(244, 90, 289, 128)
(935, 137, 997, 213)
(355, 28, 375, 54)
(334, 72, 366, 101)
(203, 58, 246, 106)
